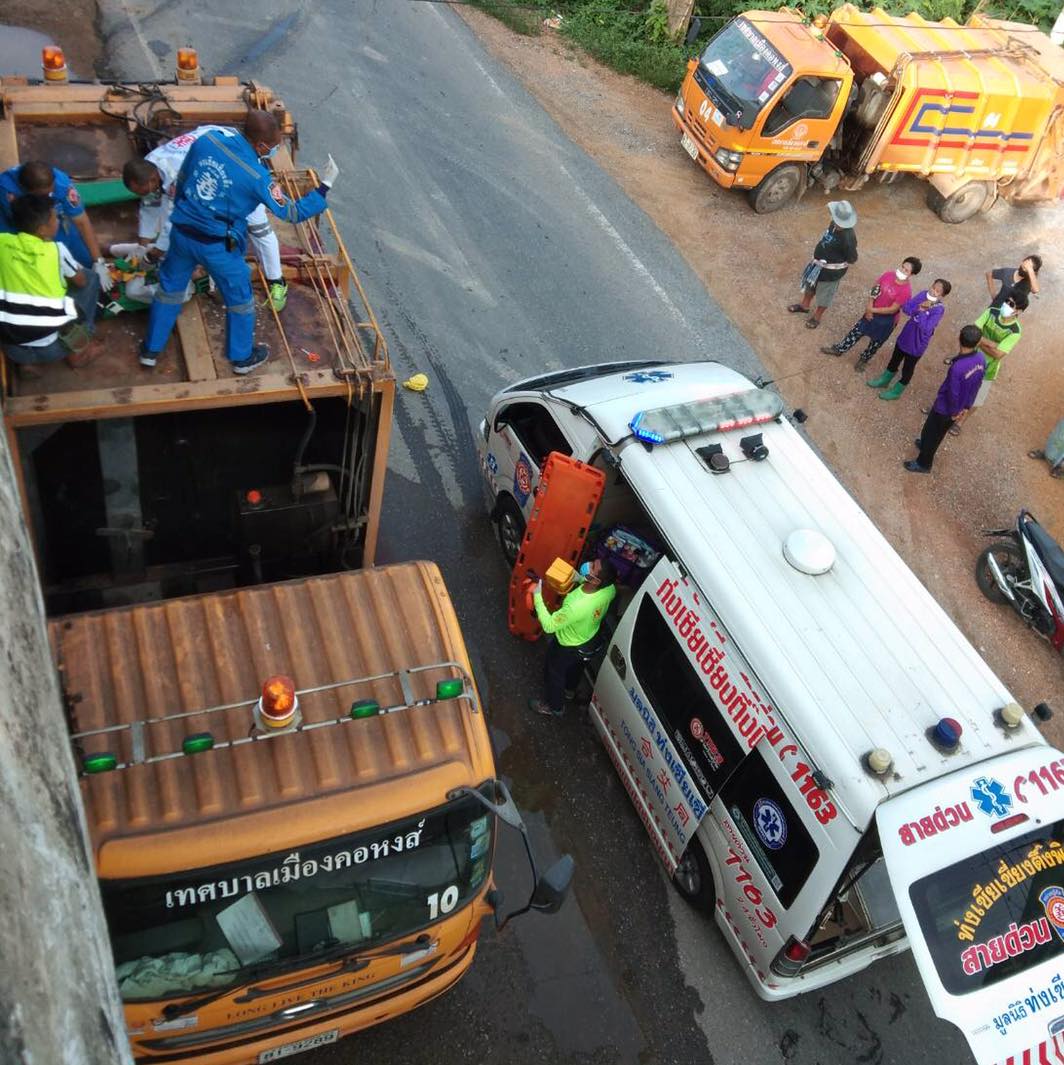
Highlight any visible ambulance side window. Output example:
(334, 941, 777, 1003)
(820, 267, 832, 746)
(629, 597, 745, 801)
(493, 403, 572, 467)
(719, 750, 818, 908)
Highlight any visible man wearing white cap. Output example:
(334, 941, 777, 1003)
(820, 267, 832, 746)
(787, 200, 858, 329)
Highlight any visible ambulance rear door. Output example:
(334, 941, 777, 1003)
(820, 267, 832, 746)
(877, 746, 1064, 1065)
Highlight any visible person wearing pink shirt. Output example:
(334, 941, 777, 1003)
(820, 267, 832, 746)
(821, 256, 920, 369)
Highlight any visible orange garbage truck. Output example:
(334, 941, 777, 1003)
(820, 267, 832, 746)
(672, 5, 1064, 221)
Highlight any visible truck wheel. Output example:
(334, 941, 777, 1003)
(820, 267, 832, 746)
(748, 165, 804, 214)
(495, 495, 526, 570)
(673, 842, 715, 912)
(975, 542, 1023, 604)
(929, 181, 991, 224)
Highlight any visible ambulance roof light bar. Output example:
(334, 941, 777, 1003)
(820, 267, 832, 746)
(629, 389, 784, 447)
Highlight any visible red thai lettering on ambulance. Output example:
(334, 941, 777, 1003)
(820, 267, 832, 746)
(1013, 756, 1064, 804)
(960, 917, 1052, 975)
(725, 848, 778, 931)
(897, 801, 973, 846)
(655, 576, 838, 824)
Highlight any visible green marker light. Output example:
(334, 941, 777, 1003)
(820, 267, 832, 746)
(350, 699, 380, 719)
(182, 733, 215, 755)
(435, 678, 464, 701)
(82, 752, 118, 774)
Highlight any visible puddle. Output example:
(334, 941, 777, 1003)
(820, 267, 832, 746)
(0, 26, 68, 78)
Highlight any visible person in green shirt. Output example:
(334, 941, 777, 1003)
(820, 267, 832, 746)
(528, 558, 617, 718)
(953, 293, 1025, 433)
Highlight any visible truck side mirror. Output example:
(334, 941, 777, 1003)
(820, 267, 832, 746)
(684, 16, 702, 47)
(531, 855, 575, 914)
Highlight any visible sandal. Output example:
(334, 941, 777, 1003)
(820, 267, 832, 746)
(787, 304, 809, 314)
(1028, 449, 1046, 460)
(948, 424, 961, 437)
(805, 317, 821, 329)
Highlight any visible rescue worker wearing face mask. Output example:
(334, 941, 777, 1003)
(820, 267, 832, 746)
(528, 558, 617, 719)
(139, 110, 339, 374)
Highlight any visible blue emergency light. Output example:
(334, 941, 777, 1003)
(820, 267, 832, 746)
(629, 389, 784, 446)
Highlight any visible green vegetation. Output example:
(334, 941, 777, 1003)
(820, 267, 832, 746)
(469, 0, 1061, 92)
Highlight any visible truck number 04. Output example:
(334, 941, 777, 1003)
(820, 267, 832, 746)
(427, 885, 459, 919)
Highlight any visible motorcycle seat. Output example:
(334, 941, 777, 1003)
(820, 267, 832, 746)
(1024, 516, 1064, 591)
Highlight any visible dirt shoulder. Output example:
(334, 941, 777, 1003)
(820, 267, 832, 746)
(458, 9, 1064, 743)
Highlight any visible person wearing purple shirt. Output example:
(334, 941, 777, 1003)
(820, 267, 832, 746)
(867, 278, 951, 401)
(904, 325, 985, 474)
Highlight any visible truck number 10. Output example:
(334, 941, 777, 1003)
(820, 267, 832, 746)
(427, 885, 460, 918)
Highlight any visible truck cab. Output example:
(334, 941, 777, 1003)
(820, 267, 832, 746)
(673, 12, 851, 211)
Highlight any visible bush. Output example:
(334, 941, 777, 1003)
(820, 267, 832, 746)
(562, 0, 690, 91)
(469, 0, 545, 36)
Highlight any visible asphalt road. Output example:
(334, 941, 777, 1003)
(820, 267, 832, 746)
(101, 2, 972, 1062)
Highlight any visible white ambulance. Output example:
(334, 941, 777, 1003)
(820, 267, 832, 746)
(477, 360, 1064, 1065)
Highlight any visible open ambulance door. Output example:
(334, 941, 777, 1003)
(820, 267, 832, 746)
(876, 747, 1064, 1065)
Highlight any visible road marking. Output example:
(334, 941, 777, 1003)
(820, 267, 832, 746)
(113, 0, 163, 79)
(427, 4, 506, 98)
(558, 165, 689, 331)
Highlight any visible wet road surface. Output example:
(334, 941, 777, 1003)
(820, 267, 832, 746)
(99, 1, 972, 1061)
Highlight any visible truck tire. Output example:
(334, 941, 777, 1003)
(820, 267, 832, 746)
(975, 541, 1023, 604)
(748, 165, 805, 214)
(928, 181, 991, 224)
(495, 494, 526, 569)
(673, 842, 716, 912)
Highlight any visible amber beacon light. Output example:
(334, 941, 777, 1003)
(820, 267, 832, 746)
(176, 47, 201, 83)
(42, 47, 68, 82)
(257, 674, 300, 730)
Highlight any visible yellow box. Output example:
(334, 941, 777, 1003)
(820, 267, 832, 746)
(545, 558, 577, 596)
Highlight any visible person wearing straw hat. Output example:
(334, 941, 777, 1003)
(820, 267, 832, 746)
(787, 200, 858, 329)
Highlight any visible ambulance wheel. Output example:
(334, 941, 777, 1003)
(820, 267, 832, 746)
(673, 843, 715, 912)
(928, 181, 991, 224)
(495, 495, 526, 569)
(975, 541, 1023, 604)
(748, 165, 804, 214)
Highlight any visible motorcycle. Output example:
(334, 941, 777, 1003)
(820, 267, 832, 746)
(976, 509, 1064, 651)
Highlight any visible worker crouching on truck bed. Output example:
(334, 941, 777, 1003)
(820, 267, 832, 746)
(0, 194, 103, 373)
(139, 110, 339, 376)
(529, 558, 617, 720)
(122, 125, 289, 312)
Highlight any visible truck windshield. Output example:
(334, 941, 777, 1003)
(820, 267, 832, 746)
(908, 820, 1064, 996)
(698, 18, 792, 128)
(102, 794, 494, 1001)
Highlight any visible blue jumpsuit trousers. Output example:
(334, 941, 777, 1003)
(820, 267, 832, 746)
(143, 227, 255, 364)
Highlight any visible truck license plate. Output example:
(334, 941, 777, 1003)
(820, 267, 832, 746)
(258, 1030, 339, 1062)
(681, 132, 699, 161)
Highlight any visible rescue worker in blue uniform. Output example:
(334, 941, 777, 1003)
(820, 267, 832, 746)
(0, 161, 114, 292)
(141, 110, 338, 374)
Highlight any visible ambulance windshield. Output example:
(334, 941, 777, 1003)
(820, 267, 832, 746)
(907, 818, 1064, 996)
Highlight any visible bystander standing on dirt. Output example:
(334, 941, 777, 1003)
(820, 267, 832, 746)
(952, 293, 1026, 434)
(904, 325, 985, 475)
(986, 255, 1041, 308)
(867, 279, 950, 401)
(787, 200, 858, 330)
(1028, 417, 1064, 479)
(821, 255, 919, 369)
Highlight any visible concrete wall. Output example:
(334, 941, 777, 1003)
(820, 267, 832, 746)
(0, 432, 132, 1064)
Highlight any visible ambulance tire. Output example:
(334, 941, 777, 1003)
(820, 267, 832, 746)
(928, 181, 991, 224)
(748, 164, 804, 214)
(673, 842, 715, 912)
(495, 494, 526, 570)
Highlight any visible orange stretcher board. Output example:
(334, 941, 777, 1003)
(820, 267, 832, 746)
(507, 452, 605, 641)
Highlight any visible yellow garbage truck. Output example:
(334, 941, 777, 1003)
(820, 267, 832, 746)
(672, 5, 1064, 220)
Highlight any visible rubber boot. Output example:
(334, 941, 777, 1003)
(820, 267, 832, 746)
(879, 380, 907, 401)
(867, 370, 894, 389)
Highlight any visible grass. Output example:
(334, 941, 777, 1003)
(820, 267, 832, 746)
(468, 0, 546, 35)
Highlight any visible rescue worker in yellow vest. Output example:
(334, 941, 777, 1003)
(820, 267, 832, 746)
(529, 557, 617, 719)
(0, 194, 102, 371)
